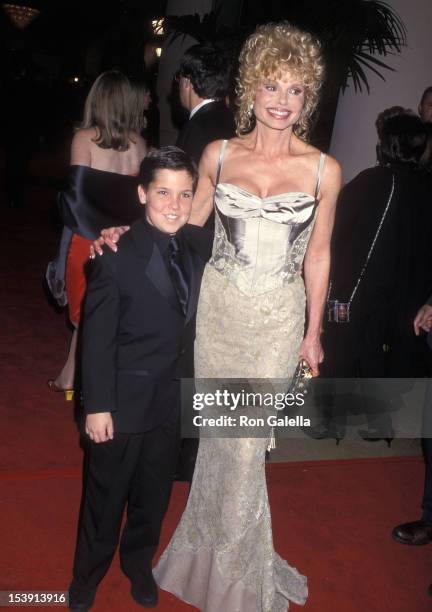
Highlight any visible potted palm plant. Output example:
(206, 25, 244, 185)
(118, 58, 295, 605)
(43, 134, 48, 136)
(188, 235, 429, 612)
(163, 0, 407, 149)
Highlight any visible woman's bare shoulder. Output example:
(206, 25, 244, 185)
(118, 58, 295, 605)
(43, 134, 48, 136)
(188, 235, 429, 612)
(292, 137, 320, 159)
(321, 152, 342, 183)
(200, 140, 225, 169)
(203, 138, 229, 155)
(72, 127, 97, 144)
(71, 128, 95, 165)
(202, 136, 243, 157)
(129, 131, 147, 157)
(295, 139, 341, 177)
(227, 135, 245, 147)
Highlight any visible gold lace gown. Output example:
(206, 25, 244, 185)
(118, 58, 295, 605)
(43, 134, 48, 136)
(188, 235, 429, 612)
(154, 147, 325, 611)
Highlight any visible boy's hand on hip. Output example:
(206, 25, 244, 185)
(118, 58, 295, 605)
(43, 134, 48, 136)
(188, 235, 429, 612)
(85, 412, 114, 443)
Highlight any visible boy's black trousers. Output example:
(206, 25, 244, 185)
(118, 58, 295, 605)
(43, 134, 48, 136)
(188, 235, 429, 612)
(71, 412, 180, 591)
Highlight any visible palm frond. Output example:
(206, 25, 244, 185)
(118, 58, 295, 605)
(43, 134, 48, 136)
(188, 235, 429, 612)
(164, 9, 231, 46)
(321, 1, 406, 91)
(343, 49, 398, 92)
(357, 1, 406, 53)
(347, 57, 371, 92)
(355, 49, 398, 70)
(163, 1, 407, 94)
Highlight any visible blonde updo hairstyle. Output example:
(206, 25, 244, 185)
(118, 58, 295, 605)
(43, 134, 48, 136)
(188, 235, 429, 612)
(236, 22, 324, 140)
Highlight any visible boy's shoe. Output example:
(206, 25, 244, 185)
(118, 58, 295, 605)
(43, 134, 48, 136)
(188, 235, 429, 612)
(392, 520, 432, 545)
(130, 570, 158, 608)
(68, 582, 97, 611)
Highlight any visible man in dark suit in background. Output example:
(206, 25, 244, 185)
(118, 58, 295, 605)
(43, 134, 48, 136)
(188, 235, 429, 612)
(392, 300, 432, 595)
(390, 90, 432, 595)
(174, 44, 235, 480)
(176, 44, 236, 168)
(309, 112, 432, 444)
(69, 148, 211, 611)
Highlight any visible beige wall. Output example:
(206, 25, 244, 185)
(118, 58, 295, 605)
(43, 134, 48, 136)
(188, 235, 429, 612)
(329, 0, 432, 181)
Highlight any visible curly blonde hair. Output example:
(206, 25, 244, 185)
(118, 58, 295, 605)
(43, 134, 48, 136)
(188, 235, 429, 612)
(236, 22, 324, 140)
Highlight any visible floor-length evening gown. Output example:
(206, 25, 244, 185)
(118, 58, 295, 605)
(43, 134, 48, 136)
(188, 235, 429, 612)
(154, 141, 325, 611)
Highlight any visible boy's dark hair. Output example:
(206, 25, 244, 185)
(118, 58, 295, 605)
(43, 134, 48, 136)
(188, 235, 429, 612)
(420, 86, 432, 106)
(179, 44, 230, 99)
(138, 146, 198, 191)
(377, 113, 427, 167)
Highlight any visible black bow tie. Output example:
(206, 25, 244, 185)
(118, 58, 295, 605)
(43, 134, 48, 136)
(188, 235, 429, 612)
(168, 235, 189, 316)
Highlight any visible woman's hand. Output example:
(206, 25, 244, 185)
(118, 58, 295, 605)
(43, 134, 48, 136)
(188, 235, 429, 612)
(89, 226, 130, 258)
(299, 335, 324, 377)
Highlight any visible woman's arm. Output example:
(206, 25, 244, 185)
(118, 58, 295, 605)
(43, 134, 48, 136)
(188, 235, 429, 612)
(300, 155, 342, 375)
(188, 140, 221, 227)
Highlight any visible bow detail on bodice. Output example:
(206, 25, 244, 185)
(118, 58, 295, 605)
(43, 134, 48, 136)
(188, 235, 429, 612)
(215, 183, 316, 225)
(209, 183, 318, 297)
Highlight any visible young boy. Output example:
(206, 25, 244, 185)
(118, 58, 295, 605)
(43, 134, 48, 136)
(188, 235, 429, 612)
(69, 147, 209, 610)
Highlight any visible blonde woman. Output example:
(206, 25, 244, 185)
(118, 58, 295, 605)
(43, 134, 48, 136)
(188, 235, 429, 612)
(94, 21, 342, 611)
(153, 22, 341, 610)
(47, 70, 146, 396)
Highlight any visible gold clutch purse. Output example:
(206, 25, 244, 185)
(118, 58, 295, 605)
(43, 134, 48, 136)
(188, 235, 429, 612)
(287, 359, 313, 396)
(268, 359, 314, 452)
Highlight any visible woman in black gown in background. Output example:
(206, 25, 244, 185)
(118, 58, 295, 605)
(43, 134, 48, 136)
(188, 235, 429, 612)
(46, 70, 147, 397)
(311, 111, 432, 442)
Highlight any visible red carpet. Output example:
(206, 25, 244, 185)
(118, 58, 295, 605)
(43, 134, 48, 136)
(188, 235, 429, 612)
(1, 177, 432, 611)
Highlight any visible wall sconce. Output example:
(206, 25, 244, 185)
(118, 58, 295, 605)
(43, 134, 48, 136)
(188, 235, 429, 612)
(155, 47, 162, 58)
(152, 18, 164, 36)
(2, 3, 40, 29)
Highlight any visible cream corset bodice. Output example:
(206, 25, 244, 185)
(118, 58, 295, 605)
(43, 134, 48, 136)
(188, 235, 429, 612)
(209, 182, 318, 296)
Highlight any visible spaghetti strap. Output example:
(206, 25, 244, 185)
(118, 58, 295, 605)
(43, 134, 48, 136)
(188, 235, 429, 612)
(314, 152, 326, 201)
(215, 139, 228, 186)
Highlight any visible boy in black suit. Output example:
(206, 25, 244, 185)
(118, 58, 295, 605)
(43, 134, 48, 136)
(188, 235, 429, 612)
(69, 148, 210, 611)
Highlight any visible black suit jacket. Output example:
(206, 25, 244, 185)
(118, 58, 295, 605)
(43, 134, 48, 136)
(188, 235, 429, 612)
(330, 164, 432, 323)
(81, 219, 211, 433)
(177, 101, 235, 231)
(176, 100, 235, 166)
(323, 164, 432, 377)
